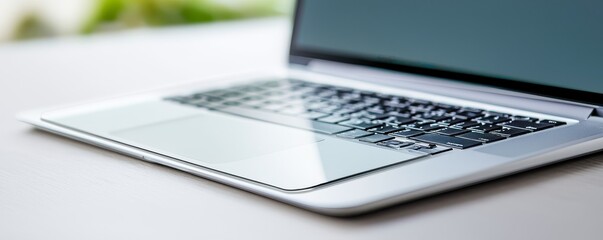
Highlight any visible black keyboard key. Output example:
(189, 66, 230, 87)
(407, 143, 452, 155)
(377, 139, 414, 149)
(366, 106, 386, 114)
(477, 115, 511, 124)
(438, 117, 466, 126)
(483, 111, 511, 117)
(539, 119, 566, 126)
(469, 123, 502, 132)
(502, 120, 554, 131)
(218, 106, 352, 135)
(457, 132, 504, 143)
(361, 110, 390, 118)
(404, 122, 444, 131)
(359, 90, 377, 97)
(433, 128, 470, 136)
(435, 103, 460, 112)
(332, 86, 354, 93)
(387, 111, 411, 118)
(371, 125, 403, 134)
(317, 115, 350, 124)
(411, 133, 482, 149)
(388, 116, 415, 125)
(339, 119, 384, 130)
(490, 127, 530, 137)
(417, 113, 451, 122)
(460, 107, 483, 113)
(361, 112, 391, 120)
(409, 106, 431, 114)
(358, 134, 395, 143)
(454, 121, 480, 129)
(512, 115, 538, 121)
(336, 129, 373, 139)
(409, 99, 431, 105)
(384, 101, 409, 108)
(454, 111, 483, 119)
(391, 129, 423, 138)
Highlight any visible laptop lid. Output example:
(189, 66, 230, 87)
(289, 0, 603, 106)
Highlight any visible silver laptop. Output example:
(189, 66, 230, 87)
(19, 0, 603, 216)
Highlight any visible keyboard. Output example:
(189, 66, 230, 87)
(165, 79, 566, 155)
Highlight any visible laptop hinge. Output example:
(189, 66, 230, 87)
(293, 59, 597, 120)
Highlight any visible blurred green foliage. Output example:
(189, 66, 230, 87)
(83, 0, 289, 33)
(12, 0, 290, 40)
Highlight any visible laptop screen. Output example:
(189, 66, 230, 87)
(290, 0, 603, 105)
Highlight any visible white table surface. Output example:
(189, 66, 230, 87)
(1, 17, 603, 240)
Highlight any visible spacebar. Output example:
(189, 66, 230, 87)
(217, 106, 353, 135)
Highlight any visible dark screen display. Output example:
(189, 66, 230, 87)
(293, 0, 603, 102)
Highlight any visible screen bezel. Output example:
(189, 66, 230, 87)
(288, 0, 603, 106)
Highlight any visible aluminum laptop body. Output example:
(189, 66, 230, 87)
(19, 0, 603, 216)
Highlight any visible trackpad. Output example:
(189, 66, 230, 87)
(112, 114, 323, 164)
(112, 114, 426, 190)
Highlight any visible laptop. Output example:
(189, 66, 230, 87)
(19, 0, 603, 216)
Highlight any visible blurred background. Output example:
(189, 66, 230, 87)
(0, 0, 293, 43)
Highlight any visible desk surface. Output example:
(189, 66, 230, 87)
(1, 18, 602, 240)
